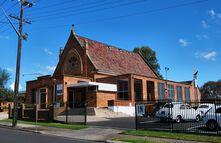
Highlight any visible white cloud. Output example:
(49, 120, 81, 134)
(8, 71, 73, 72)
(201, 20, 209, 29)
(43, 48, 53, 55)
(208, 9, 216, 17)
(6, 67, 14, 72)
(10, 82, 22, 91)
(196, 34, 209, 40)
(178, 38, 190, 47)
(46, 66, 56, 72)
(0, 35, 9, 40)
(195, 51, 217, 61)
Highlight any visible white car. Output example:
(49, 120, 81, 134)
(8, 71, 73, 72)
(196, 103, 214, 117)
(155, 102, 201, 123)
(203, 105, 221, 130)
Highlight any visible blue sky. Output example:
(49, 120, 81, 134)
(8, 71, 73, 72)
(0, 0, 220, 91)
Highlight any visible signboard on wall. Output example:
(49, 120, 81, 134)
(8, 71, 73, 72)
(56, 84, 63, 96)
(136, 104, 145, 116)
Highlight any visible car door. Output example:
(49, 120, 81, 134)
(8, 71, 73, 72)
(185, 104, 195, 120)
(179, 104, 186, 120)
(215, 107, 221, 127)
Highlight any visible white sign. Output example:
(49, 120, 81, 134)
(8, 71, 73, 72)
(56, 84, 63, 96)
(136, 104, 145, 116)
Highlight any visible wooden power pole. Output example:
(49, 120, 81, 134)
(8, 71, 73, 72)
(4, 0, 33, 127)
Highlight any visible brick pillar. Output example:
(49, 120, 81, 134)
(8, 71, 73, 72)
(154, 80, 159, 100)
(174, 85, 177, 101)
(129, 76, 135, 103)
(182, 86, 185, 102)
(142, 79, 147, 101)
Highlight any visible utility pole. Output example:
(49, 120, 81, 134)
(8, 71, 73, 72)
(4, 0, 33, 127)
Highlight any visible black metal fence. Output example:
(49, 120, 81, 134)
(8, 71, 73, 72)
(53, 101, 87, 125)
(9, 102, 88, 125)
(135, 100, 221, 135)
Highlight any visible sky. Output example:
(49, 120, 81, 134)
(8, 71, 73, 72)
(0, 0, 220, 91)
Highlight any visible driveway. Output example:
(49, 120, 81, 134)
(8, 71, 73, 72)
(87, 116, 135, 129)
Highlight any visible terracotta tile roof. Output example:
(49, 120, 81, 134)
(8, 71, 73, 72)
(76, 35, 158, 78)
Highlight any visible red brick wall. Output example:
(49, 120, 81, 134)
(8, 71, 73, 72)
(96, 91, 116, 107)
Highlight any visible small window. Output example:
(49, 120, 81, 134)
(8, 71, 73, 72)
(216, 107, 221, 114)
(158, 83, 165, 100)
(184, 87, 191, 103)
(180, 105, 185, 109)
(168, 84, 174, 101)
(31, 89, 36, 104)
(177, 86, 183, 102)
(117, 80, 129, 100)
(164, 104, 173, 108)
(134, 79, 143, 101)
(186, 105, 191, 109)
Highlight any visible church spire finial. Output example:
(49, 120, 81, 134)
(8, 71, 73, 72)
(72, 24, 76, 35)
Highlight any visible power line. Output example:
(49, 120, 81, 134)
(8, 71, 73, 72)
(75, 0, 210, 26)
(0, 1, 19, 31)
(25, 0, 79, 12)
(27, 0, 107, 15)
(33, 0, 210, 30)
(32, 0, 148, 21)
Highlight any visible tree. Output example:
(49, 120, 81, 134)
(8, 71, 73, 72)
(200, 80, 221, 100)
(0, 68, 13, 102)
(133, 46, 162, 78)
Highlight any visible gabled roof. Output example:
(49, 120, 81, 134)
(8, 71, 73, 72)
(76, 35, 159, 78)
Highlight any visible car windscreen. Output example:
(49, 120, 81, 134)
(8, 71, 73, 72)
(164, 104, 173, 108)
(198, 105, 209, 108)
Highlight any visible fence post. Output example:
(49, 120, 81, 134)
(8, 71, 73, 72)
(214, 100, 219, 135)
(8, 104, 11, 119)
(170, 100, 173, 132)
(135, 102, 138, 130)
(21, 104, 25, 119)
(84, 102, 87, 125)
(66, 102, 68, 124)
(35, 104, 38, 122)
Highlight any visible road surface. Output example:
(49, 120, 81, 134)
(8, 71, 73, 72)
(0, 127, 96, 143)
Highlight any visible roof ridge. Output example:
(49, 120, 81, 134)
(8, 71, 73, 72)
(76, 35, 136, 54)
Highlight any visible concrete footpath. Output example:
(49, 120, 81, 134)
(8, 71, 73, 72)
(0, 122, 123, 142)
(0, 122, 207, 143)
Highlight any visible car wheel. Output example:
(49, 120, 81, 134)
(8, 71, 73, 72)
(195, 115, 200, 122)
(207, 120, 218, 130)
(176, 116, 181, 123)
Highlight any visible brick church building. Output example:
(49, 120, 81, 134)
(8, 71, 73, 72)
(25, 27, 200, 116)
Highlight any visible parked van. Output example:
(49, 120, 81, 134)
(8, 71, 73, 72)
(155, 102, 201, 123)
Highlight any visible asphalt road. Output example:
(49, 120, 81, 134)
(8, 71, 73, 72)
(0, 127, 96, 143)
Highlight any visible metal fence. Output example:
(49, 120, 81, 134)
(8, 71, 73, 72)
(135, 100, 221, 135)
(9, 101, 87, 125)
(53, 101, 87, 125)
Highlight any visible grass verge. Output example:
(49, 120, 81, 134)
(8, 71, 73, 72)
(122, 130, 221, 143)
(0, 119, 87, 130)
(113, 138, 167, 143)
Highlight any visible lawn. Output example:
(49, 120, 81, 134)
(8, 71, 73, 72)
(0, 119, 87, 130)
(122, 130, 221, 143)
(114, 138, 168, 143)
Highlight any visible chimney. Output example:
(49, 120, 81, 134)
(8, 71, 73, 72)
(59, 47, 63, 59)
